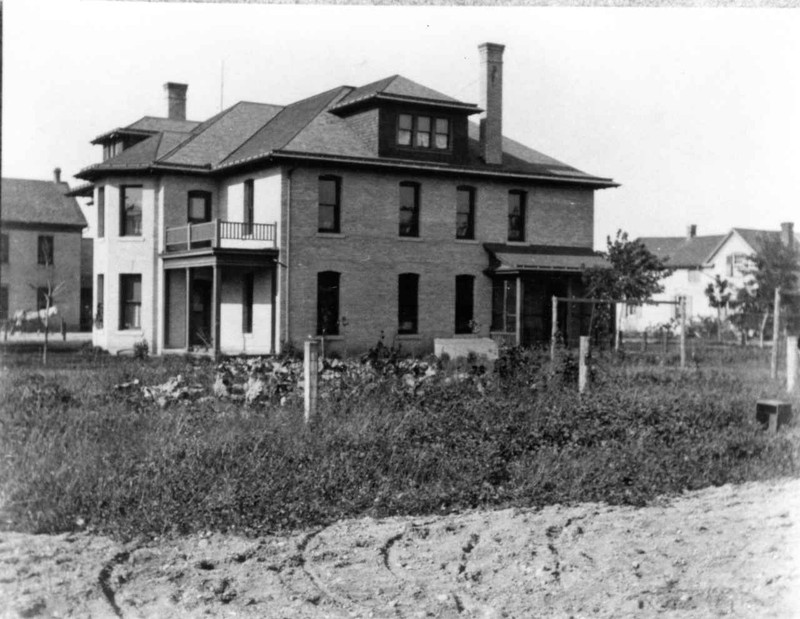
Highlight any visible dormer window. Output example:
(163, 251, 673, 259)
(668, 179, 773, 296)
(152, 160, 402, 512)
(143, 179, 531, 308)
(397, 113, 450, 150)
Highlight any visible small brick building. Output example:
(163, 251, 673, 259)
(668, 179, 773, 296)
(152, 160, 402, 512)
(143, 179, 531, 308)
(74, 43, 617, 356)
(1, 171, 88, 331)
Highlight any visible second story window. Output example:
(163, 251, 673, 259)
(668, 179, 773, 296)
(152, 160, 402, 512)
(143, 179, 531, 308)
(37, 235, 54, 265)
(0, 233, 8, 264)
(188, 191, 212, 223)
(243, 179, 254, 234)
(399, 182, 420, 237)
(120, 186, 143, 236)
(508, 190, 526, 242)
(397, 114, 450, 150)
(318, 176, 341, 233)
(97, 187, 105, 238)
(456, 186, 475, 240)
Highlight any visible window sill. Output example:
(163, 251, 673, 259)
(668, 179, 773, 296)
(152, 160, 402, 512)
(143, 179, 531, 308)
(398, 236, 424, 242)
(455, 238, 479, 244)
(316, 232, 346, 239)
(118, 236, 146, 242)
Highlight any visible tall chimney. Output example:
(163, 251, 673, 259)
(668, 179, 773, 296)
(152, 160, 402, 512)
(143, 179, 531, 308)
(687, 224, 697, 239)
(479, 42, 505, 166)
(780, 222, 794, 250)
(53, 167, 61, 183)
(164, 82, 188, 121)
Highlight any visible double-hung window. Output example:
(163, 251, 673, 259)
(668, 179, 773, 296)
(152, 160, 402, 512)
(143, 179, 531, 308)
(188, 190, 212, 223)
(399, 182, 420, 237)
(243, 179, 254, 235)
(318, 176, 341, 233)
(398, 273, 419, 334)
(119, 274, 142, 330)
(97, 187, 105, 238)
(0, 233, 8, 264)
(508, 190, 526, 242)
(120, 186, 143, 236)
(242, 272, 254, 334)
(37, 235, 54, 265)
(456, 186, 475, 239)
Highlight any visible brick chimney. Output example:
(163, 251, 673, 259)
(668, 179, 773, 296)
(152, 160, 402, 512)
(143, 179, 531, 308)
(479, 42, 505, 166)
(780, 222, 794, 250)
(687, 224, 697, 239)
(164, 82, 188, 121)
(53, 167, 61, 183)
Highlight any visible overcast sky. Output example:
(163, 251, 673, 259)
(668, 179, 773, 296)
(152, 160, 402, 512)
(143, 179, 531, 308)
(3, 1, 799, 247)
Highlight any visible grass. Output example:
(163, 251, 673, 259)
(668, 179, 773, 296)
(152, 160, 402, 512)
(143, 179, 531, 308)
(1, 345, 798, 540)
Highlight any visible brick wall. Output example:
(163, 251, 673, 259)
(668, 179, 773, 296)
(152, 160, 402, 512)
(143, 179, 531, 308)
(283, 165, 595, 353)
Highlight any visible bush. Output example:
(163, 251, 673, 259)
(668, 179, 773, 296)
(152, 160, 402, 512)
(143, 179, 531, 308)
(0, 348, 797, 539)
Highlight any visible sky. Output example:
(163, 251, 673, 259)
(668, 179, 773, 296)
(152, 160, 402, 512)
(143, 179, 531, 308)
(3, 1, 799, 248)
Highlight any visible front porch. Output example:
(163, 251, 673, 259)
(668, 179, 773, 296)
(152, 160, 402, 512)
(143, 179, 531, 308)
(162, 250, 278, 355)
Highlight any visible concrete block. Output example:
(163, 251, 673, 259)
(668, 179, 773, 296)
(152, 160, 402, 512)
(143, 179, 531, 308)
(755, 399, 792, 433)
(434, 337, 498, 361)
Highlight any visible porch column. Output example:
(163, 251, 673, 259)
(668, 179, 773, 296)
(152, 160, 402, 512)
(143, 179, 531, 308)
(185, 267, 191, 351)
(515, 276, 523, 346)
(212, 265, 221, 356)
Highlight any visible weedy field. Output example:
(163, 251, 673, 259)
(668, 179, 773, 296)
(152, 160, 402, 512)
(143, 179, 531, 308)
(1, 343, 798, 540)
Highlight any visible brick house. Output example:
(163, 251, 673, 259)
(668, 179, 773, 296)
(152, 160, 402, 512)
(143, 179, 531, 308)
(0, 171, 88, 330)
(74, 43, 617, 356)
(621, 223, 798, 333)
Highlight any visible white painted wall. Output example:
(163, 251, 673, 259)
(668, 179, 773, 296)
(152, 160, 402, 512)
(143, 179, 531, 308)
(219, 269, 274, 355)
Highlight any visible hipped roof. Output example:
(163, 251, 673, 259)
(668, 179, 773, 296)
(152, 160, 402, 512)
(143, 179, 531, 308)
(78, 75, 616, 188)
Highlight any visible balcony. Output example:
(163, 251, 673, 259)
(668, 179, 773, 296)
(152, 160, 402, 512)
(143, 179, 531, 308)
(165, 219, 277, 253)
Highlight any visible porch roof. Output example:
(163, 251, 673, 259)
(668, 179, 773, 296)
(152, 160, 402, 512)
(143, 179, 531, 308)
(484, 243, 608, 273)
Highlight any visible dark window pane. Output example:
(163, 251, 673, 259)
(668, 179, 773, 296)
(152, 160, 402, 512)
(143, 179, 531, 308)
(188, 191, 211, 223)
(0, 287, 7, 321)
(37, 236, 54, 265)
(417, 116, 431, 132)
(455, 275, 474, 334)
(244, 179, 254, 233)
(398, 273, 419, 334)
(399, 183, 419, 237)
(399, 114, 413, 130)
(317, 271, 340, 335)
(37, 287, 48, 311)
(243, 272, 254, 333)
(456, 187, 474, 239)
(98, 188, 105, 238)
(398, 114, 413, 146)
(416, 116, 431, 147)
(1, 234, 9, 264)
(120, 274, 142, 330)
(435, 118, 449, 149)
(491, 280, 504, 331)
(508, 191, 525, 242)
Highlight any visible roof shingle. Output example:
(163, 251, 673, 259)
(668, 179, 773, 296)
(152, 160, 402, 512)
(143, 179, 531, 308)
(1, 178, 87, 228)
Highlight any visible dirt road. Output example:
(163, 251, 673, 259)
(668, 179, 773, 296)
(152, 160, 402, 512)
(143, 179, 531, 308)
(2, 478, 799, 618)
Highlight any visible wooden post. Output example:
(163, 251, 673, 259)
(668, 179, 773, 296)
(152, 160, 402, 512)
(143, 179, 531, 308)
(304, 337, 320, 423)
(579, 335, 590, 394)
(214, 219, 221, 248)
(787, 336, 798, 393)
(515, 277, 523, 347)
(550, 295, 558, 362)
(771, 287, 781, 380)
(185, 268, 191, 351)
(680, 296, 687, 369)
(212, 265, 221, 357)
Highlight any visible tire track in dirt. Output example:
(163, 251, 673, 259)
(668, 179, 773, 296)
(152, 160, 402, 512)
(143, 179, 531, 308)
(97, 549, 132, 618)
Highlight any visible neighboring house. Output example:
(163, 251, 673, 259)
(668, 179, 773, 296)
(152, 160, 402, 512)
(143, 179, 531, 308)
(0, 170, 88, 330)
(73, 43, 617, 356)
(621, 222, 798, 332)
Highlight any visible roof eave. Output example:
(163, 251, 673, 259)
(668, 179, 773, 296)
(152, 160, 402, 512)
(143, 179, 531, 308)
(331, 93, 482, 115)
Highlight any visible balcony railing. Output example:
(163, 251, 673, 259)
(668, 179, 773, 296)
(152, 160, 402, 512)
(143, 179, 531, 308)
(165, 219, 277, 252)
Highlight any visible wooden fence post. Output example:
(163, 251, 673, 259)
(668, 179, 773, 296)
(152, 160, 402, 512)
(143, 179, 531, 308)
(788, 335, 798, 393)
(550, 296, 558, 362)
(304, 337, 319, 423)
(680, 296, 687, 369)
(771, 287, 781, 380)
(579, 335, 590, 394)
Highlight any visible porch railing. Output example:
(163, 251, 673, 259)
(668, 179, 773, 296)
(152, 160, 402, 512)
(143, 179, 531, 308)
(164, 219, 277, 252)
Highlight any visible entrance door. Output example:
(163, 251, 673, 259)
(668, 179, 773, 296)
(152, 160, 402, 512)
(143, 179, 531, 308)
(190, 279, 212, 348)
(520, 274, 569, 346)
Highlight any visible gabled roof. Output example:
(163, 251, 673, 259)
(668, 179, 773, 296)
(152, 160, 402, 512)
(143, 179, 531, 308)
(1, 178, 87, 228)
(637, 235, 725, 269)
(705, 227, 800, 264)
(77, 75, 615, 188)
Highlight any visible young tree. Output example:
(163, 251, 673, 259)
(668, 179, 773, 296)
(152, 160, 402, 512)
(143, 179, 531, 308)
(583, 230, 672, 343)
(29, 236, 67, 365)
(704, 275, 734, 342)
(736, 234, 800, 339)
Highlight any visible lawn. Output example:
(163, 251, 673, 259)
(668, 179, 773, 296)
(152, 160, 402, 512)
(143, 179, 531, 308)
(1, 344, 798, 540)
